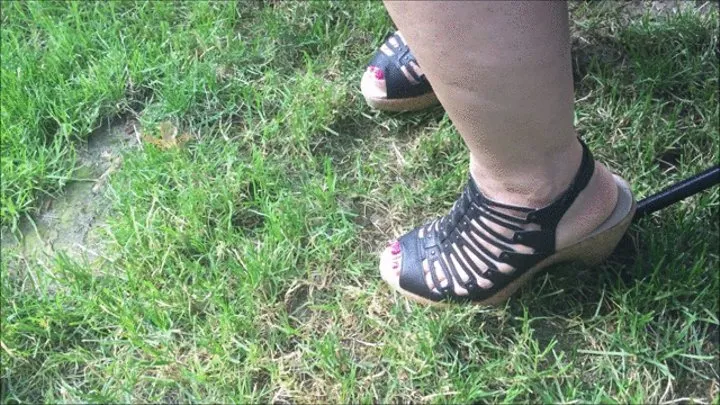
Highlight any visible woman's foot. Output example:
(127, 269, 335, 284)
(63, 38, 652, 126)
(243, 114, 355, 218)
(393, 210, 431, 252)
(379, 140, 634, 305)
(361, 31, 439, 112)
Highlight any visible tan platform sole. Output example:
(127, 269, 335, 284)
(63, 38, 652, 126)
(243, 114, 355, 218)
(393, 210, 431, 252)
(364, 91, 439, 112)
(392, 175, 636, 307)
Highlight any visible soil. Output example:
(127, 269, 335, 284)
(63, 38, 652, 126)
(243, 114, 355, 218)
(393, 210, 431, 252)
(1, 119, 137, 268)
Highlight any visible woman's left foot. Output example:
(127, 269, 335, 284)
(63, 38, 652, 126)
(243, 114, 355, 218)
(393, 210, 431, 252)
(379, 140, 634, 305)
(361, 31, 439, 112)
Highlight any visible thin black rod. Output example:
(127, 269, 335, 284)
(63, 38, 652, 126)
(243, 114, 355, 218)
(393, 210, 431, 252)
(634, 164, 720, 220)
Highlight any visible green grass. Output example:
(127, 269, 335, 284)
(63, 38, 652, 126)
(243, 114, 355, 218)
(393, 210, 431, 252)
(1, 1, 718, 402)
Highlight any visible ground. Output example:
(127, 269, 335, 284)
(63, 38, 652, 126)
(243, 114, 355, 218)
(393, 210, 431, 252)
(1, 1, 718, 403)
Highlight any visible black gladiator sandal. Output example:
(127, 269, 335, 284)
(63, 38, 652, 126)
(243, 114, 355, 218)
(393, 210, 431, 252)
(387, 139, 636, 305)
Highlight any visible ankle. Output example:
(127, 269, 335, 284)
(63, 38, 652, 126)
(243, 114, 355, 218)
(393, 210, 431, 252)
(469, 141, 583, 208)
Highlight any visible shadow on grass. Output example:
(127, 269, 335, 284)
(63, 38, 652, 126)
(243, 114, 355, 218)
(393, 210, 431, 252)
(515, 212, 717, 315)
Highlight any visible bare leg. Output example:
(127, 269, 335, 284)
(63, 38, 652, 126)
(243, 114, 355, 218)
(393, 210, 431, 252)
(379, 1, 622, 297)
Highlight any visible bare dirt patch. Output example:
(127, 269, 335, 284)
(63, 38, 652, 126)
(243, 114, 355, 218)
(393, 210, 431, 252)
(1, 119, 137, 268)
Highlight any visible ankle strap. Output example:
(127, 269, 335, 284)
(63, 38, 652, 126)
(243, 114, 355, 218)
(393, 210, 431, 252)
(491, 138, 596, 258)
(528, 138, 595, 228)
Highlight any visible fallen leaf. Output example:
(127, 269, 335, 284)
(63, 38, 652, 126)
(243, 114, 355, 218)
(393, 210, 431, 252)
(159, 121, 177, 144)
(141, 121, 192, 149)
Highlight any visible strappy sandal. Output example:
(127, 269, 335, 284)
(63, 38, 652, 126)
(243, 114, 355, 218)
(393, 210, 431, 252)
(360, 31, 439, 112)
(384, 140, 636, 305)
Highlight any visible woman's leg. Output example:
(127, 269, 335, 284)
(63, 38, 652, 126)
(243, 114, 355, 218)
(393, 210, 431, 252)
(379, 1, 625, 300)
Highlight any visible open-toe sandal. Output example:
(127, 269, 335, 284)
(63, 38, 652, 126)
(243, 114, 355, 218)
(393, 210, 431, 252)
(388, 139, 636, 306)
(361, 31, 438, 112)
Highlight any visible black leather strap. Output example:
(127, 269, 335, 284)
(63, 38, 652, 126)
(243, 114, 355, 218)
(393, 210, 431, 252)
(398, 228, 435, 299)
(367, 32, 433, 99)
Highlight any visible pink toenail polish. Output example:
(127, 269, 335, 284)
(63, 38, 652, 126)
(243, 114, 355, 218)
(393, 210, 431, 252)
(373, 67, 384, 80)
(390, 241, 401, 255)
(392, 262, 399, 270)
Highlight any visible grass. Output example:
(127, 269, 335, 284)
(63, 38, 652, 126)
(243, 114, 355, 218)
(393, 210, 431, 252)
(1, 1, 718, 402)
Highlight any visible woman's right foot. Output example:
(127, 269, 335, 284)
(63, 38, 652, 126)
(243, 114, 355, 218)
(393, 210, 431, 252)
(379, 140, 634, 306)
(361, 31, 439, 112)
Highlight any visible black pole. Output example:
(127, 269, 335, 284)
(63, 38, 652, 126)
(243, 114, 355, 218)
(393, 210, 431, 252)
(634, 164, 720, 220)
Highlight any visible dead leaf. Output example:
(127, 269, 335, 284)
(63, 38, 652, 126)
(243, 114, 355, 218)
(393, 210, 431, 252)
(177, 133, 192, 146)
(159, 121, 177, 143)
(142, 121, 192, 149)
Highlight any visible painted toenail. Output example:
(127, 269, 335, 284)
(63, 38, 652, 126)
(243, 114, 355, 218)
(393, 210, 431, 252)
(392, 262, 399, 270)
(372, 67, 384, 80)
(390, 241, 401, 255)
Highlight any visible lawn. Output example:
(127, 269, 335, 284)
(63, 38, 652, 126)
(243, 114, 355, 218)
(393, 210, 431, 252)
(1, 1, 718, 403)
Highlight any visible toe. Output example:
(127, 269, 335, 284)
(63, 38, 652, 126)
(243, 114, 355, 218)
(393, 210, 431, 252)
(360, 66, 387, 99)
(379, 240, 402, 289)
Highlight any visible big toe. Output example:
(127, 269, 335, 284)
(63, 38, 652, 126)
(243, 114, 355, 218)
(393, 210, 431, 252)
(361, 66, 387, 99)
(379, 240, 402, 288)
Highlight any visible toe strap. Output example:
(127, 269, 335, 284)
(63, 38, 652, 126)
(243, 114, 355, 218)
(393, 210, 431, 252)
(397, 229, 442, 301)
